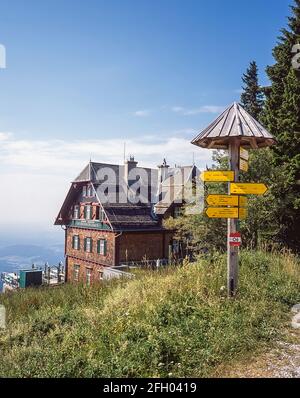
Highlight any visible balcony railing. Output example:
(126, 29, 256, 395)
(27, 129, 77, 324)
(119, 258, 184, 269)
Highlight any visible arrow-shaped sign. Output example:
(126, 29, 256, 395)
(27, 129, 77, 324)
(206, 207, 248, 219)
(206, 195, 248, 207)
(230, 183, 268, 195)
(200, 171, 235, 182)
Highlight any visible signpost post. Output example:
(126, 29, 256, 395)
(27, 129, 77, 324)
(227, 139, 240, 296)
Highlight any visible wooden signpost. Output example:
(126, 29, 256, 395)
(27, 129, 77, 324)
(191, 102, 276, 298)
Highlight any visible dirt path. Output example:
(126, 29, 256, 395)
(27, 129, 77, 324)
(215, 330, 300, 378)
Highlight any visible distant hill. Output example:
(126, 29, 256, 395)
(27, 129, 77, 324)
(0, 244, 64, 273)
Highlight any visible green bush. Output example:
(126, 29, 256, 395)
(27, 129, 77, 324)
(0, 250, 299, 377)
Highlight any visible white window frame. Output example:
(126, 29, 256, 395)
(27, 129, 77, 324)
(74, 205, 80, 219)
(87, 185, 93, 197)
(73, 235, 79, 250)
(99, 239, 105, 255)
(85, 237, 92, 253)
(86, 268, 92, 286)
(85, 205, 92, 220)
(99, 208, 106, 222)
(73, 264, 80, 282)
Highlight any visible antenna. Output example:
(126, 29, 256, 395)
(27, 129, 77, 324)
(123, 142, 126, 163)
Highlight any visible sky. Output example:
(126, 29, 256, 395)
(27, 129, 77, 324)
(0, 0, 292, 237)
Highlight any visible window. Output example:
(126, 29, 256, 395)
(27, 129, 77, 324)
(84, 237, 93, 253)
(86, 268, 92, 286)
(73, 264, 80, 282)
(84, 205, 92, 220)
(99, 208, 106, 222)
(174, 206, 182, 219)
(87, 185, 93, 197)
(72, 235, 80, 250)
(73, 205, 80, 219)
(82, 186, 87, 197)
(97, 239, 107, 255)
(172, 240, 180, 254)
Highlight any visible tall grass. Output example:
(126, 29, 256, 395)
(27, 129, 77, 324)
(0, 250, 299, 378)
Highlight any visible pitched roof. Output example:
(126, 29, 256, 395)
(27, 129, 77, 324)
(191, 102, 276, 149)
(55, 160, 199, 230)
(103, 204, 160, 231)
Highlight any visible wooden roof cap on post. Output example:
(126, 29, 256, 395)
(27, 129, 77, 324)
(191, 102, 277, 149)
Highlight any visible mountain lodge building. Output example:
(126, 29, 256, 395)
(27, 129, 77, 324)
(55, 158, 199, 284)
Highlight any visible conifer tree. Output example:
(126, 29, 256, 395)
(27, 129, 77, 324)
(262, 0, 300, 251)
(240, 61, 264, 120)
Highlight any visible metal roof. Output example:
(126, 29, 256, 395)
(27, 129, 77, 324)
(191, 102, 277, 149)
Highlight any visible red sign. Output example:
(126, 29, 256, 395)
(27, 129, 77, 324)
(229, 232, 242, 247)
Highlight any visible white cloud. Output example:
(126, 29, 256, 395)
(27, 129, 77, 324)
(133, 110, 151, 117)
(171, 106, 185, 113)
(171, 105, 225, 116)
(0, 132, 12, 141)
(0, 132, 212, 227)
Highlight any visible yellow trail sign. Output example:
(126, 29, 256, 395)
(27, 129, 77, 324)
(239, 208, 248, 220)
(206, 207, 248, 219)
(200, 170, 235, 182)
(230, 183, 268, 195)
(239, 196, 248, 207)
(239, 158, 249, 172)
(240, 147, 249, 161)
(206, 195, 248, 207)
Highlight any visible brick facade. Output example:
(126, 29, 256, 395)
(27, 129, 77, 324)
(67, 257, 104, 285)
(66, 227, 115, 267)
(65, 226, 174, 283)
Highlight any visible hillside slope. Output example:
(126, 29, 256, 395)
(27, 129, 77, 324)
(0, 250, 300, 378)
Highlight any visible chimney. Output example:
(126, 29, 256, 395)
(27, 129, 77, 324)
(124, 155, 138, 186)
(158, 158, 169, 183)
(157, 158, 170, 202)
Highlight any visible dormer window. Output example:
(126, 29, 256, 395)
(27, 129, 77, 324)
(84, 205, 92, 220)
(73, 205, 80, 219)
(83, 186, 87, 197)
